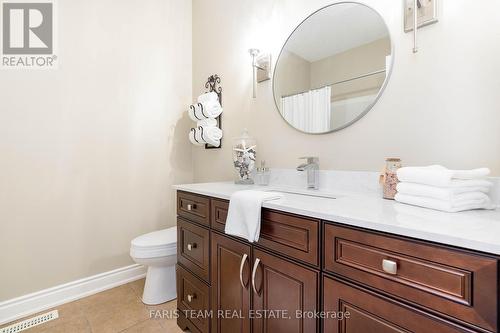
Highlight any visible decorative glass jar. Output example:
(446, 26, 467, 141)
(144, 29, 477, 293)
(232, 129, 257, 184)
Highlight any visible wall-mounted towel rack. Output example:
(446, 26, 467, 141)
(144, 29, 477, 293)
(204, 74, 222, 149)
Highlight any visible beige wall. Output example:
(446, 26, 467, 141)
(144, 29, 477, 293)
(192, 0, 500, 182)
(310, 37, 390, 101)
(274, 51, 311, 99)
(0, 0, 193, 300)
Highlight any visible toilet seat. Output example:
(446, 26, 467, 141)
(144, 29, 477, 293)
(130, 227, 177, 259)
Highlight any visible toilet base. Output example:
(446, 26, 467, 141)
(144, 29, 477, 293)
(142, 265, 176, 305)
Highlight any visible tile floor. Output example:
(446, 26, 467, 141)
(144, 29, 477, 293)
(1, 279, 186, 333)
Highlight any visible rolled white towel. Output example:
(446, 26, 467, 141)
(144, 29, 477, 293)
(395, 192, 495, 213)
(199, 100, 223, 118)
(188, 104, 204, 121)
(189, 128, 205, 146)
(397, 165, 490, 187)
(396, 181, 493, 201)
(197, 118, 217, 127)
(197, 92, 218, 104)
(199, 126, 222, 147)
(188, 101, 222, 120)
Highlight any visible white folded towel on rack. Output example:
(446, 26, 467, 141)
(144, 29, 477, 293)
(394, 192, 495, 213)
(197, 118, 217, 127)
(199, 100, 223, 118)
(225, 190, 283, 242)
(396, 181, 493, 201)
(199, 126, 222, 147)
(188, 101, 223, 120)
(197, 92, 219, 104)
(397, 165, 490, 187)
(188, 104, 203, 121)
(189, 128, 205, 146)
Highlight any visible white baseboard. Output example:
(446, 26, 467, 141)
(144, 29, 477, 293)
(0, 264, 147, 325)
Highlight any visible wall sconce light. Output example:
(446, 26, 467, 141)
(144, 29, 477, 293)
(248, 48, 271, 98)
(404, 0, 438, 53)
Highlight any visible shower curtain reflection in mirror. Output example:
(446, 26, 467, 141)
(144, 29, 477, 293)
(281, 86, 332, 134)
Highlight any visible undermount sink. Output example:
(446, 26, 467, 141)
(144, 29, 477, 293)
(267, 188, 337, 199)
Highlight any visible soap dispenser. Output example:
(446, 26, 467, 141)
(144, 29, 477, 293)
(256, 160, 270, 186)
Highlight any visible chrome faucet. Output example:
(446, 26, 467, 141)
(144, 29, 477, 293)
(297, 157, 319, 190)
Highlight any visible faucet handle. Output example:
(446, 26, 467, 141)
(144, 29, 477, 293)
(299, 157, 319, 164)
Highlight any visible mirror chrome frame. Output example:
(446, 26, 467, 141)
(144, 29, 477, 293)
(272, 1, 395, 135)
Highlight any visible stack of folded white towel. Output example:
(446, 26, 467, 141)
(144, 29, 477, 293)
(188, 92, 223, 147)
(395, 165, 495, 212)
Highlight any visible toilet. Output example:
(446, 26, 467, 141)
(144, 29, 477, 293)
(130, 226, 177, 305)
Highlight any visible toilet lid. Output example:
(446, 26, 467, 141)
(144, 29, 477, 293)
(131, 227, 177, 248)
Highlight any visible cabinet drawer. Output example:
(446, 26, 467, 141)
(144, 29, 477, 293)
(177, 191, 210, 226)
(177, 265, 210, 333)
(256, 210, 319, 267)
(211, 199, 229, 232)
(324, 224, 498, 332)
(323, 276, 476, 333)
(178, 218, 210, 282)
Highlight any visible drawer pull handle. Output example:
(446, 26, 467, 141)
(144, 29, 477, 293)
(187, 294, 196, 303)
(382, 259, 398, 275)
(186, 203, 196, 211)
(239, 254, 249, 289)
(187, 243, 197, 251)
(251, 258, 261, 295)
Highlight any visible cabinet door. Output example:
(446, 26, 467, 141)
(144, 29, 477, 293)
(323, 276, 475, 333)
(252, 249, 319, 333)
(211, 232, 251, 333)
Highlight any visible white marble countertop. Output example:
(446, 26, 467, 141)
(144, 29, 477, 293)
(173, 182, 500, 255)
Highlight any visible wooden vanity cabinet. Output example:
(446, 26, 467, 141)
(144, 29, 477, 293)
(323, 224, 499, 332)
(252, 248, 319, 333)
(178, 192, 319, 333)
(177, 191, 499, 333)
(210, 232, 251, 333)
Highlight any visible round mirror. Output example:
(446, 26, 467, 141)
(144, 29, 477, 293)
(273, 2, 393, 134)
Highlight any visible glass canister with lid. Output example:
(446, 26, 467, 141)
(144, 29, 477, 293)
(232, 129, 257, 184)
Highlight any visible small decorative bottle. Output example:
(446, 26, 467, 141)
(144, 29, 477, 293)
(381, 158, 402, 200)
(256, 160, 270, 186)
(232, 129, 257, 184)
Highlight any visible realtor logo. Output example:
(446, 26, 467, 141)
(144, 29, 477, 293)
(1, 0, 57, 69)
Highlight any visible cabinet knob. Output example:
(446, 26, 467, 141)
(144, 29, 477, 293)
(187, 243, 197, 251)
(187, 294, 196, 303)
(382, 259, 398, 275)
(186, 203, 196, 211)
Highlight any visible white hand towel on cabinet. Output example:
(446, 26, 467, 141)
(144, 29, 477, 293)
(225, 190, 283, 242)
(396, 181, 493, 201)
(394, 192, 494, 213)
(397, 165, 490, 187)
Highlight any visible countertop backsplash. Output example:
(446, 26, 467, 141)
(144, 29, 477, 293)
(267, 169, 500, 207)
